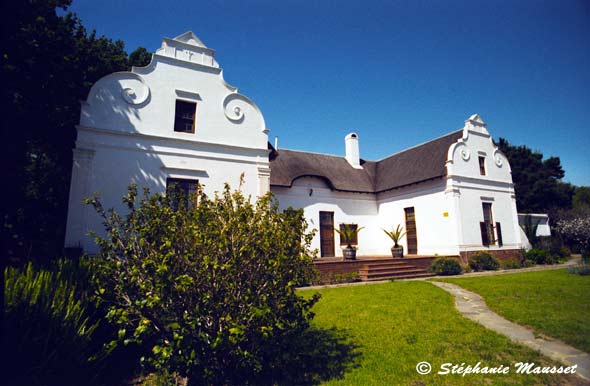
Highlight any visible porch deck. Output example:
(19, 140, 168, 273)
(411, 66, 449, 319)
(313, 255, 459, 283)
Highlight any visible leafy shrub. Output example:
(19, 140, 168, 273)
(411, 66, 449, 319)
(4, 261, 99, 385)
(3, 260, 141, 386)
(500, 258, 523, 269)
(468, 252, 500, 271)
(87, 182, 321, 385)
(525, 248, 556, 265)
(567, 265, 590, 276)
(428, 258, 462, 276)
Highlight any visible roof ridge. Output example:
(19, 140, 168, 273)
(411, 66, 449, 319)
(278, 148, 344, 159)
(374, 129, 464, 162)
(278, 130, 463, 163)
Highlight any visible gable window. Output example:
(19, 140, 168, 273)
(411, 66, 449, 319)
(479, 156, 486, 176)
(166, 178, 198, 209)
(174, 100, 197, 133)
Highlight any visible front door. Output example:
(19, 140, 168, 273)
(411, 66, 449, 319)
(404, 207, 418, 255)
(319, 211, 335, 257)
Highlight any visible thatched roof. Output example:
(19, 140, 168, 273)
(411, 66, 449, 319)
(269, 130, 463, 193)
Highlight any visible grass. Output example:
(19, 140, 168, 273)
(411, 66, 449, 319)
(301, 281, 579, 385)
(436, 269, 590, 353)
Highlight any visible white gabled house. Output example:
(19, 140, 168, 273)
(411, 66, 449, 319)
(65, 31, 528, 261)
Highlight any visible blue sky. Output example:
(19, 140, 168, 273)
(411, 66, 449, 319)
(68, 0, 589, 185)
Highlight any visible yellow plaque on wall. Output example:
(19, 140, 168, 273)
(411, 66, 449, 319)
(443, 212, 449, 217)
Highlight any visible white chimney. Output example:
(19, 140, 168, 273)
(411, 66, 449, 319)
(345, 132, 362, 169)
(274, 136, 279, 150)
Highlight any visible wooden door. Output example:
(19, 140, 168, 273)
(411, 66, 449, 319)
(319, 211, 335, 257)
(404, 207, 418, 255)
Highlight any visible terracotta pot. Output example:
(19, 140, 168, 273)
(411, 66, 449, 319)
(343, 246, 357, 260)
(391, 246, 404, 258)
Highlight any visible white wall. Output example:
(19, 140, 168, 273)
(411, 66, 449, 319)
(377, 179, 460, 256)
(65, 32, 269, 253)
(446, 115, 526, 252)
(272, 177, 381, 257)
(272, 177, 460, 257)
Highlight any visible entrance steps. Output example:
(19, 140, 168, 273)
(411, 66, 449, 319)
(358, 260, 435, 281)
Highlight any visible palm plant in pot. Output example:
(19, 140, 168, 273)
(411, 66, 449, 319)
(335, 224, 364, 260)
(383, 224, 407, 258)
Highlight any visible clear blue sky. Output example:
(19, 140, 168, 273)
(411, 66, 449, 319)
(68, 0, 589, 186)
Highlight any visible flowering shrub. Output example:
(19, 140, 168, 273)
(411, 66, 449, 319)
(555, 215, 590, 257)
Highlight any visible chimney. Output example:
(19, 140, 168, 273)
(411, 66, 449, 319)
(345, 132, 362, 169)
(274, 136, 279, 150)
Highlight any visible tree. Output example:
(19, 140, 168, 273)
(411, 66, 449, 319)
(129, 47, 153, 68)
(1, 0, 149, 262)
(573, 187, 590, 211)
(86, 182, 333, 384)
(497, 138, 574, 213)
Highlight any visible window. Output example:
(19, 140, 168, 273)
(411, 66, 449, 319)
(174, 100, 197, 133)
(480, 202, 495, 246)
(166, 178, 198, 209)
(339, 223, 358, 246)
(479, 156, 486, 176)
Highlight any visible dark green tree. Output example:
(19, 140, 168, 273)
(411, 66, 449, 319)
(573, 186, 590, 211)
(497, 138, 574, 213)
(0, 0, 148, 262)
(129, 47, 153, 68)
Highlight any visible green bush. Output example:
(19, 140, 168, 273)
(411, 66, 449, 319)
(3, 261, 99, 385)
(428, 258, 462, 276)
(87, 182, 320, 385)
(333, 272, 361, 284)
(468, 252, 500, 271)
(499, 258, 523, 269)
(3, 259, 142, 386)
(525, 248, 556, 265)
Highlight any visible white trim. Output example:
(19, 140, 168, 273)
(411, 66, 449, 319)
(76, 125, 267, 153)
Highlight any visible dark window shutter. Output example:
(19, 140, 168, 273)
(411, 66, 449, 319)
(496, 222, 503, 247)
(480, 222, 489, 246)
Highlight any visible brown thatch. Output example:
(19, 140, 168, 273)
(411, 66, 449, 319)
(269, 130, 463, 193)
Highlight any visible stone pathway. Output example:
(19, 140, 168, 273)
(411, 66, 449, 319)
(431, 281, 590, 382)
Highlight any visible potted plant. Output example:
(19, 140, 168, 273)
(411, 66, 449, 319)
(383, 224, 407, 258)
(335, 224, 364, 260)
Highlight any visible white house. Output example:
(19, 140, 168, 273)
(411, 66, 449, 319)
(65, 31, 528, 261)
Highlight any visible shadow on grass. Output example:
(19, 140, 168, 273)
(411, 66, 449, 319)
(256, 326, 362, 386)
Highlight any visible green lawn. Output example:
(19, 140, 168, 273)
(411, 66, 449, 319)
(437, 269, 590, 353)
(301, 281, 578, 385)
